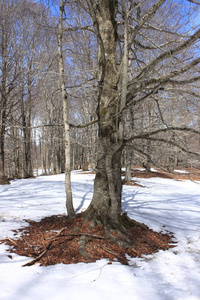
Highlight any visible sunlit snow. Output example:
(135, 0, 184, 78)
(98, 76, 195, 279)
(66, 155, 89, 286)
(0, 171, 200, 300)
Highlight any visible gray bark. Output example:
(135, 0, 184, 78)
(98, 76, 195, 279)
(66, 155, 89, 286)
(83, 0, 124, 225)
(58, 0, 75, 218)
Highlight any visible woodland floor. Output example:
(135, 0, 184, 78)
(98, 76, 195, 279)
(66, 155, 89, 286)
(1, 167, 199, 267)
(2, 215, 174, 266)
(122, 166, 200, 182)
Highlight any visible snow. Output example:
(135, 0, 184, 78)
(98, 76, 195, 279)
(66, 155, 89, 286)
(0, 171, 200, 300)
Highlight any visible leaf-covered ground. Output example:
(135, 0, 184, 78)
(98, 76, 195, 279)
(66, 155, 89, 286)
(2, 214, 173, 266)
(1, 167, 199, 266)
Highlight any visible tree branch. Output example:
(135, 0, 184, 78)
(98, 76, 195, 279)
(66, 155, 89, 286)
(125, 126, 200, 143)
(133, 136, 200, 158)
(6, 119, 98, 130)
(127, 57, 200, 104)
(62, 25, 94, 33)
(69, 119, 98, 128)
(132, 28, 200, 82)
(187, 0, 200, 4)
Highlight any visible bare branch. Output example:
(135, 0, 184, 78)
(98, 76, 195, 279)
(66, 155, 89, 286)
(134, 136, 200, 158)
(63, 25, 94, 33)
(134, 0, 166, 32)
(187, 0, 200, 4)
(69, 119, 98, 128)
(125, 126, 200, 143)
(128, 0, 166, 49)
(133, 28, 200, 82)
(7, 119, 98, 130)
(127, 57, 200, 105)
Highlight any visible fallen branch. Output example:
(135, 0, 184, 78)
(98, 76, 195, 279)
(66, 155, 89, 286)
(22, 240, 53, 267)
(22, 227, 66, 267)
(6, 238, 18, 246)
(22, 228, 106, 267)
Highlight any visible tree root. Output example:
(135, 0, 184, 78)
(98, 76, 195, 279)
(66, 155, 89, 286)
(21, 211, 149, 266)
(1, 215, 174, 266)
(22, 229, 106, 266)
(78, 235, 90, 259)
(101, 247, 129, 265)
(81, 210, 139, 248)
(119, 212, 149, 230)
(104, 227, 129, 248)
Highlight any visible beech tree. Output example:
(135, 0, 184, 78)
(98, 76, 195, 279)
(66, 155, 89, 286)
(58, 0, 76, 217)
(1, 0, 200, 250)
(64, 0, 200, 242)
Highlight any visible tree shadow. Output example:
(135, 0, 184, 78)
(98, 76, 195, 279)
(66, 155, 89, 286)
(72, 182, 94, 213)
(122, 185, 200, 234)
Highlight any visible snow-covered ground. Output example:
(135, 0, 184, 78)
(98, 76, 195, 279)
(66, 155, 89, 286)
(0, 171, 200, 300)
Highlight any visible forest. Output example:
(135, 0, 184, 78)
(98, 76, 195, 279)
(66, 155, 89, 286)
(0, 0, 200, 184)
(1, 2, 200, 297)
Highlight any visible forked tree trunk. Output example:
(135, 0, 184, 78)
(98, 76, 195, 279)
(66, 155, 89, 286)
(82, 0, 127, 227)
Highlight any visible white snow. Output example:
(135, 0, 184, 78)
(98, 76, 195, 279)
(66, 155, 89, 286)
(0, 171, 200, 300)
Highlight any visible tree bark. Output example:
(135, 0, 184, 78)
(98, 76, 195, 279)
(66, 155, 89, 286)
(58, 0, 75, 218)
(83, 0, 126, 227)
(0, 16, 8, 178)
(22, 64, 33, 178)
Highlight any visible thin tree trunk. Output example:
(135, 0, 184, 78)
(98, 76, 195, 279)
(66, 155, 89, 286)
(58, 0, 75, 218)
(0, 24, 7, 178)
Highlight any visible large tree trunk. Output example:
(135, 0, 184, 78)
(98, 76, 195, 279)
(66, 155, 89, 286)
(83, 0, 127, 228)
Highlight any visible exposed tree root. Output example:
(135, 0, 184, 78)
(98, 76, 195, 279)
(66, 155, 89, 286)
(0, 214, 175, 266)
(101, 247, 129, 265)
(104, 228, 130, 248)
(78, 235, 90, 259)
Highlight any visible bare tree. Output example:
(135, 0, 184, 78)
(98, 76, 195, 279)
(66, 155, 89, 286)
(58, 0, 75, 218)
(1, 1, 200, 253)
(0, 0, 18, 181)
(69, 0, 200, 244)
